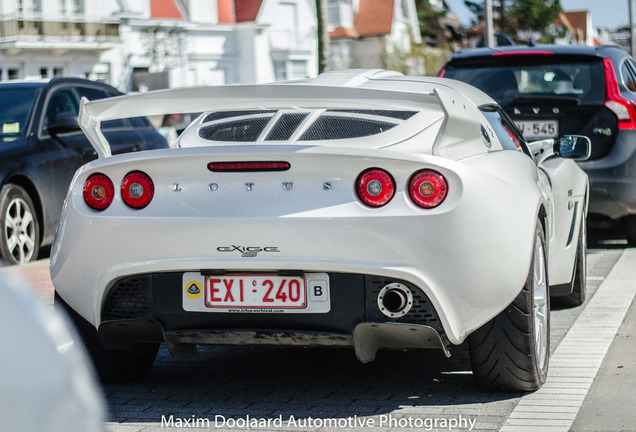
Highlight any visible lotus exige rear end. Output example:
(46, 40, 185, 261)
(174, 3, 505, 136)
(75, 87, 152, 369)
(52, 70, 589, 391)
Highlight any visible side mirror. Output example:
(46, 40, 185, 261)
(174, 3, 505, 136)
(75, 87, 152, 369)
(556, 135, 591, 161)
(47, 112, 80, 135)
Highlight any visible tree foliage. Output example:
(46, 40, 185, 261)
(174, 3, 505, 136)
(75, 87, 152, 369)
(511, 0, 561, 34)
(463, 0, 562, 42)
(414, 0, 447, 39)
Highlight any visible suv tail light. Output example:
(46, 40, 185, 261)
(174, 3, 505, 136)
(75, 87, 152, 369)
(84, 174, 114, 211)
(121, 171, 154, 209)
(409, 170, 448, 209)
(356, 168, 395, 207)
(603, 58, 636, 129)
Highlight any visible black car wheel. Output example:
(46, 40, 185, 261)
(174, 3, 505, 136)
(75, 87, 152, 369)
(625, 215, 636, 246)
(0, 184, 40, 265)
(469, 222, 550, 391)
(55, 293, 159, 382)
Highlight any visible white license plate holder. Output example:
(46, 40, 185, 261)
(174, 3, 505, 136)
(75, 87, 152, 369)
(182, 272, 330, 314)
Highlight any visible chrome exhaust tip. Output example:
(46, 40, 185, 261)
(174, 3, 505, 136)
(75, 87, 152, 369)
(378, 283, 413, 318)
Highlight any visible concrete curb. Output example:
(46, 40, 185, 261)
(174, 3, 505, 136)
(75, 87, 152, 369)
(501, 249, 636, 431)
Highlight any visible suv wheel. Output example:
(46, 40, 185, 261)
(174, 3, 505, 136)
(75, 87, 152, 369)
(625, 215, 636, 246)
(0, 184, 40, 265)
(554, 213, 587, 307)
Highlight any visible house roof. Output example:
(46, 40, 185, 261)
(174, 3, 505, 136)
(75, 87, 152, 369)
(149, 0, 259, 23)
(150, 0, 185, 20)
(235, 0, 263, 23)
(555, 11, 589, 44)
(330, 27, 360, 38)
(218, 0, 237, 24)
(330, 0, 395, 39)
(355, 0, 394, 37)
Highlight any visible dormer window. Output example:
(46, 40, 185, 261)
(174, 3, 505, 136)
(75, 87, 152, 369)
(328, 0, 354, 30)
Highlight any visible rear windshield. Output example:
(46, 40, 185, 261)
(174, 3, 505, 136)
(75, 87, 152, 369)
(444, 55, 605, 106)
(0, 88, 39, 141)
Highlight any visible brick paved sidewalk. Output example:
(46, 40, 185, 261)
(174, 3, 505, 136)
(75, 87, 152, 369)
(1, 259, 53, 305)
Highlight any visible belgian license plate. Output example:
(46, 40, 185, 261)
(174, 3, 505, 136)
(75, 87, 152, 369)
(182, 272, 330, 314)
(515, 120, 558, 139)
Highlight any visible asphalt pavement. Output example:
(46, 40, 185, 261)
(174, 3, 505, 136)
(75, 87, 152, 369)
(2, 245, 635, 431)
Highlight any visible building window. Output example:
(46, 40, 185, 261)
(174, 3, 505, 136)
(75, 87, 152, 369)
(274, 61, 287, 81)
(290, 60, 307, 79)
(18, 0, 42, 16)
(328, 0, 353, 30)
(40, 66, 64, 79)
(1, 68, 21, 81)
(73, 0, 84, 14)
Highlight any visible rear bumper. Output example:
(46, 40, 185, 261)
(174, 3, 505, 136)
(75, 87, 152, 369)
(580, 130, 636, 219)
(96, 272, 449, 362)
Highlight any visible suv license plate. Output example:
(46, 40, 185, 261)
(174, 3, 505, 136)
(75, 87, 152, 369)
(515, 120, 558, 139)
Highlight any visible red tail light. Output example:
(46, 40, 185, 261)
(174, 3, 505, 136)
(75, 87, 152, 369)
(121, 171, 154, 209)
(603, 58, 636, 129)
(208, 161, 290, 172)
(491, 51, 555, 56)
(409, 170, 448, 209)
(83, 174, 114, 211)
(356, 168, 395, 207)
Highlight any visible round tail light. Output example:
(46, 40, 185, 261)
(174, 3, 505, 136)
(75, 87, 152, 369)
(356, 168, 395, 207)
(409, 170, 448, 208)
(83, 174, 114, 211)
(121, 171, 154, 209)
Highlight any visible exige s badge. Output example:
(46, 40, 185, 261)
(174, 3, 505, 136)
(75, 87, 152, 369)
(217, 245, 280, 257)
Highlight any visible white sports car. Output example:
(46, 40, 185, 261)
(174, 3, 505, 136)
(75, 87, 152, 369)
(52, 70, 589, 391)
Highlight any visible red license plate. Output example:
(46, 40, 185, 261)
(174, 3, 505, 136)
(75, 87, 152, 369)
(204, 275, 307, 309)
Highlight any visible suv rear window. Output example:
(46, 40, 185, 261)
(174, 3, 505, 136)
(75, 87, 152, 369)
(444, 55, 605, 105)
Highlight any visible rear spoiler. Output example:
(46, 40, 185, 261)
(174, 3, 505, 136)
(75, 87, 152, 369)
(78, 83, 484, 158)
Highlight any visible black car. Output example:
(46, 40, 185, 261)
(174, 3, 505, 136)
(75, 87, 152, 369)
(439, 44, 636, 243)
(0, 77, 168, 265)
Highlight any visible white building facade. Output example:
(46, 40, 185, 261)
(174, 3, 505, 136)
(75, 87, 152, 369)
(0, 0, 318, 90)
(328, 0, 421, 73)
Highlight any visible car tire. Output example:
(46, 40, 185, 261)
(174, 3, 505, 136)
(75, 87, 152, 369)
(468, 222, 550, 391)
(0, 184, 40, 265)
(55, 293, 159, 382)
(555, 215, 587, 308)
(625, 215, 636, 246)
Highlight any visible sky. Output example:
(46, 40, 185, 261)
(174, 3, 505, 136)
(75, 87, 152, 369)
(445, 0, 634, 30)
